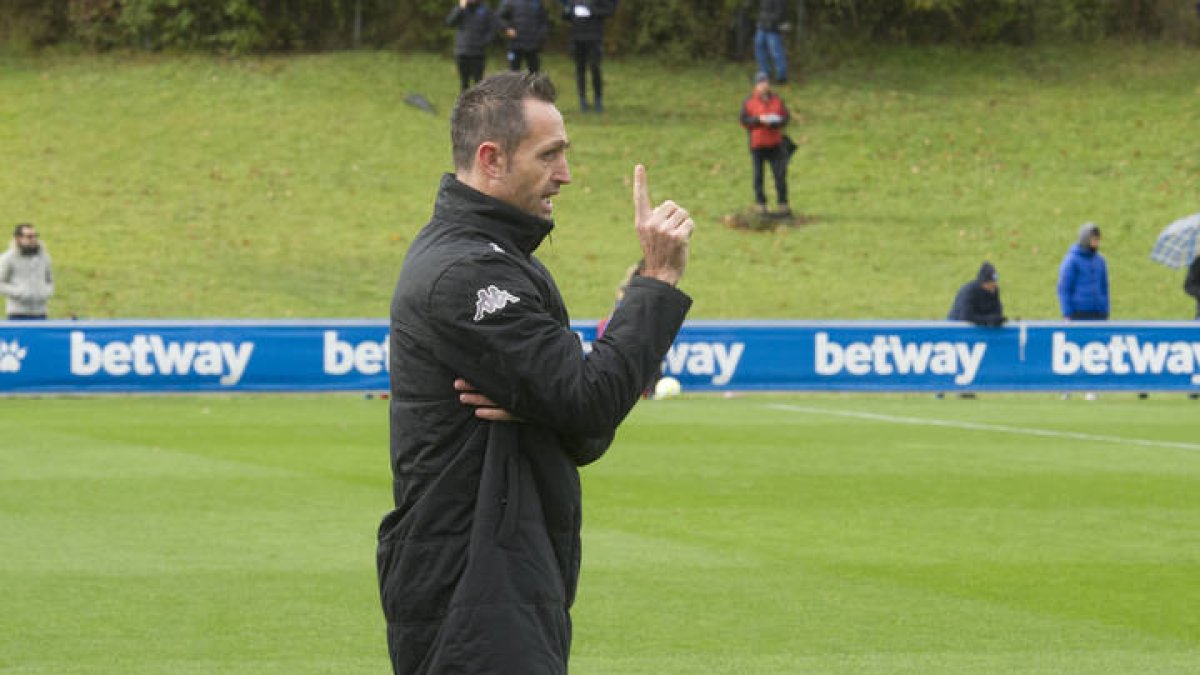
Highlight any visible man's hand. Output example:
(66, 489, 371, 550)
(505, 28, 517, 38)
(455, 378, 521, 422)
(632, 164, 692, 287)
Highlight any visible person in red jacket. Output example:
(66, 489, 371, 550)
(740, 71, 791, 216)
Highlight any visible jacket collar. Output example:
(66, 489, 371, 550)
(434, 173, 554, 256)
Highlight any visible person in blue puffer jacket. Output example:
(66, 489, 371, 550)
(1057, 222, 1110, 320)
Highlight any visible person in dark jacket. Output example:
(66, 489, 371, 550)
(377, 71, 694, 674)
(561, 0, 616, 112)
(447, 0, 501, 91)
(740, 72, 790, 216)
(499, 0, 549, 73)
(754, 0, 788, 84)
(947, 261, 1006, 327)
(1057, 222, 1109, 320)
(1185, 255, 1200, 320)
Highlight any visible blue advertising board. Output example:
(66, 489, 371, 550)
(1, 320, 1199, 394)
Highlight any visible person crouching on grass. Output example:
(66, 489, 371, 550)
(740, 71, 791, 217)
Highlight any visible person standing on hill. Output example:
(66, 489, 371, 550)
(947, 261, 1006, 327)
(376, 71, 694, 674)
(1057, 222, 1109, 320)
(0, 223, 54, 320)
(499, 0, 549, 73)
(561, 0, 616, 112)
(447, 0, 501, 92)
(754, 0, 789, 84)
(740, 72, 791, 216)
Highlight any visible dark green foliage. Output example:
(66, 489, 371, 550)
(3, 0, 1197, 53)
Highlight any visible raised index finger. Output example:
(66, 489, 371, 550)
(633, 164, 651, 225)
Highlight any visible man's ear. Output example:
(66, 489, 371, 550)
(476, 141, 507, 178)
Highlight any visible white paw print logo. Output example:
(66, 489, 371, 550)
(0, 339, 28, 373)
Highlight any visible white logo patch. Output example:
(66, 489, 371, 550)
(474, 285, 520, 321)
(489, 242, 506, 254)
(0, 339, 27, 373)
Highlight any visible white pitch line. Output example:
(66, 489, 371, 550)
(767, 404, 1200, 453)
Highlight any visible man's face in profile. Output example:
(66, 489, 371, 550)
(495, 99, 572, 219)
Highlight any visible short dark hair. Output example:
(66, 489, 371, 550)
(14, 223, 34, 237)
(450, 71, 557, 171)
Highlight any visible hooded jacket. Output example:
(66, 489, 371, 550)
(378, 174, 691, 674)
(499, 0, 549, 51)
(947, 263, 1005, 327)
(1057, 225, 1109, 318)
(0, 242, 54, 316)
(447, 1, 500, 57)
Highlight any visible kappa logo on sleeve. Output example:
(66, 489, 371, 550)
(474, 285, 520, 321)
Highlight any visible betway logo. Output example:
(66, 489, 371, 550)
(1053, 332, 1200, 376)
(815, 332, 986, 385)
(324, 331, 389, 375)
(71, 332, 253, 386)
(663, 341, 744, 385)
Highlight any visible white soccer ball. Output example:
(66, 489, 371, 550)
(654, 376, 682, 400)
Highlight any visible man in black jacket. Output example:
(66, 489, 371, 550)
(447, 0, 501, 91)
(499, 0, 549, 73)
(947, 261, 1006, 327)
(377, 71, 694, 674)
(562, 0, 616, 112)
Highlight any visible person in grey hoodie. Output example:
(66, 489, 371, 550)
(1056, 222, 1109, 320)
(0, 223, 54, 320)
(447, 0, 501, 91)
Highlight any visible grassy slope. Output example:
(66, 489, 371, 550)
(1, 46, 1198, 320)
(1, 394, 1197, 673)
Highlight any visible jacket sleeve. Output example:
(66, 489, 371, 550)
(0, 254, 17, 299)
(1185, 258, 1200, 300)
(425, 252, 691, 439)
(739, 97, 758, 129)
(1056, 255, 1075, 317)
(447, 6, 465, 27)
(34, 253, 53, 302)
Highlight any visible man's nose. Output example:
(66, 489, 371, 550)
(555, 158, 571, 184)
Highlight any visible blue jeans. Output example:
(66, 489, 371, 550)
(754, 29, 788, 82)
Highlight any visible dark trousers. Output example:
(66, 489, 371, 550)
(1068, 311, 1108, 321)
(751, 145, 788, 206)
(571, 40, 603, 106)
(508, 48, 541, 73)
(456, 55, 485, 91)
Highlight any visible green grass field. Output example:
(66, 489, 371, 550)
(3, 394, 1197, 673)
(2, 46, 1200, 321)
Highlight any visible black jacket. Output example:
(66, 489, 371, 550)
(447, 2, 500, 57)
(947, 280, 1005, 326)
(757, 0, 786, 30)
(562, 0, 615, 43)
(499, 0, 549, 51)
(378, 174, 691, 674)
(1186, 256, 1200, 319)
